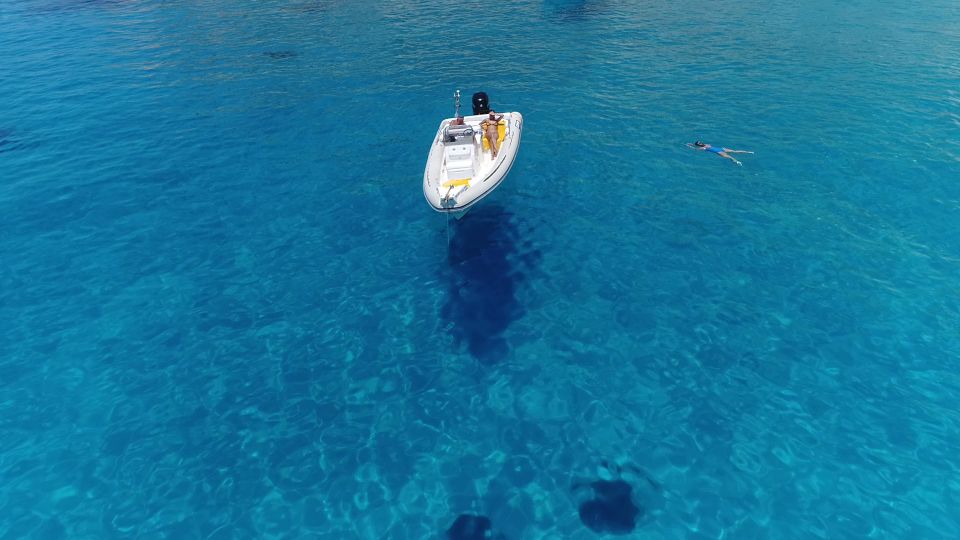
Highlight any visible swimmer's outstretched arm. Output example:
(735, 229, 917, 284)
(686, 143, 705, 150)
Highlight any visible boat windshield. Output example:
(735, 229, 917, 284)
(443, 124, 474, 143)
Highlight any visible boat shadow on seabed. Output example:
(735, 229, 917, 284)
(441, 204, 540, 365)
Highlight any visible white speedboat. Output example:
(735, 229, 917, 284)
(423, 91, 523, 215)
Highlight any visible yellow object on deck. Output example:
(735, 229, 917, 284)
(481, 121, 506, 150)
(442, 178, 471, 188)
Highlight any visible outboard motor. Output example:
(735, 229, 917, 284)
(472, 92, 490, 115)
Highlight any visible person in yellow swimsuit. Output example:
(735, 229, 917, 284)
(480, 110, 504, 159)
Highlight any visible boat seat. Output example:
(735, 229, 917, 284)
(481, 121, 506, 150)
(442, 178, 471, 188)
(444, 142, 474, 181)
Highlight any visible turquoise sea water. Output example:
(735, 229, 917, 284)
(2, 0, 960, 538)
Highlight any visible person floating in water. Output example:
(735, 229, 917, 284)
(687, 140, 754, 166)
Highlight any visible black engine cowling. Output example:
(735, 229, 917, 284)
(472, 92, 489, 115)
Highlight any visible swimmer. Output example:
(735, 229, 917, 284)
(687, 140, 754, 166)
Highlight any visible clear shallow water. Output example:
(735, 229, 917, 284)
(2, 0, 960, 538)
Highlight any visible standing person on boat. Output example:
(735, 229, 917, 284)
(687, 140, 754, 166)
(481, 110, 504, 159)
